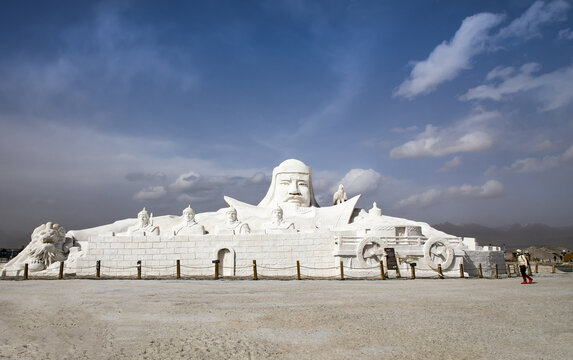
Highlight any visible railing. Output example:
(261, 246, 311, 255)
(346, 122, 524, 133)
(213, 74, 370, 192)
(336, 235, 461, 247)
(1, 260, 522, 281)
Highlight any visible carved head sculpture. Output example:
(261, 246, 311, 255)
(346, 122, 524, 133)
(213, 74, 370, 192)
(226, 207, 238, 224)
(271, 205, 284, 223)
(137, 208, 150, 227)
(28, 222, 67, 270)
(182, 205, 196, 223)
(258, 159, 319, 208)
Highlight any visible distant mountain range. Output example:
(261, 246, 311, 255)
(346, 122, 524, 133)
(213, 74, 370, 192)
(432, 223, 573, 250)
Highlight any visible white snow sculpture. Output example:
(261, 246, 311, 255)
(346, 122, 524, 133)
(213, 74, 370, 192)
(126, 208, 159, 236)
(2, 222, 77, 274)
(369, 202, 382, 217)
(172, 205, 205, 235)
(215, 207, 250, 235)
(333, 184, 347, 205)
(263, 205, 295, 233)
(7, 158, 505, 278)
(257, 159, 320, 208)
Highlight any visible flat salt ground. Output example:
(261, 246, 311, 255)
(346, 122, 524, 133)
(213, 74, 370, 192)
(0, 274, 571, 359)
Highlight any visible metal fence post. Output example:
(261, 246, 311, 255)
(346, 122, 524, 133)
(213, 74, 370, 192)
(253, 260, 258, 280)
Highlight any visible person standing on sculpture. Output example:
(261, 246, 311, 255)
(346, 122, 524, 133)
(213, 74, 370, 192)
(516, 249, 533, 284)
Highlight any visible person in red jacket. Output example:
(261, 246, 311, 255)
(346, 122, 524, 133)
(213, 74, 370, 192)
(516, 249, 533, 284)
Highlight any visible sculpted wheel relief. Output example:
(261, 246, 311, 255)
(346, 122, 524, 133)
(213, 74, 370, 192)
(423, 238, 455, 271)
(357, 238, 387, 267)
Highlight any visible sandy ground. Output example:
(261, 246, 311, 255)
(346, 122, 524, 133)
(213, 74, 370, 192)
(0, 274, 572, 360)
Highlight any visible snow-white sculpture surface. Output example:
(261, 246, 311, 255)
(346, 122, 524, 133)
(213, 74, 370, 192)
(224, 159, 359, 231)
(333, 184, 347, 205)
(369, 202, 382, 216)
(263, 205, 295, 233)
(215, 207, 250, 235)
(258, 159, 320, 208)
(3, 158, 505, 278)
(172, 205, 205, 235)
(2, 222, 79, 274)
(126, 208, 159, 236)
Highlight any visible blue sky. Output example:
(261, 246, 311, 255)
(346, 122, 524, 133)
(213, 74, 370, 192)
(1, 0, 573, 244)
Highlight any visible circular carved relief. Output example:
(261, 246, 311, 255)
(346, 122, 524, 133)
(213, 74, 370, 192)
(356, 237, 388, 267)
(423, 238, 455, 271)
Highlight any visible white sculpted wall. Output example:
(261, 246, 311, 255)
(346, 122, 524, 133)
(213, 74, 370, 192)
(2, 159, 505, 277)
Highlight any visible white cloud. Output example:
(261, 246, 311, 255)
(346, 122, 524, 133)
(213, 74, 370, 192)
(447, 180, 504, 198)
(0, 118, 274, 235)
(533, 140, 555, 152)
(497, 0, 570, 40)
(0, 4, 200, 122)
(337, 169, 383, 196)
(133, 186, 167, 201)
(390, 111, 499, 158)
(559, 27, 573, 40)
(395, 188, 443, 209)
(395, 180, 504, 209)
(486, 66, 516, 81)
(394, 1, 570, 99)
(394, 13, 504, 99)
(166, 170, 273, 205)
(508, 145, 573, 173)
(461, 63, 573, 111)
(169, 172, 201, 192)
(248, 172, 268, 184)
(562, 145, 573, 161)
(437, 156, 463, 173)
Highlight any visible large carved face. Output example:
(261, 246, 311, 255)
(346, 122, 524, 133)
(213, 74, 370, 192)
(275, 173, 311, 207)
(258, 159, 319, 208)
